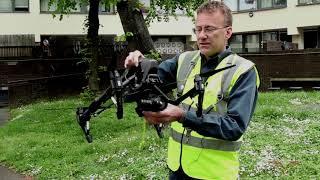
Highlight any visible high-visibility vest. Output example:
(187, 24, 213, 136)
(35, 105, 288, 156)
(167, 50, 260, 180)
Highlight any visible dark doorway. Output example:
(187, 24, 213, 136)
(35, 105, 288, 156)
(304, 30, 318, 49)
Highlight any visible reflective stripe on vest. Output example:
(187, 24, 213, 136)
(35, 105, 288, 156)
(216, 54, 260, 114)
(170, 127, 242, 151)
(216, 55, 237, 114)
(176, 51, 200, 96)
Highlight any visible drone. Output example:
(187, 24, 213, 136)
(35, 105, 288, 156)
(76, 58, 235, 143)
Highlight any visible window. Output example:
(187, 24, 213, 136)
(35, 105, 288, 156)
(229, 35, 243, 53)
(224, 0, 238, 11)
(298, 0, 320, 5)
(0, 0, 12, 12)
(259, 0, 272, 8)
(299, 0, 312, 3)
(14, 0, 28, 11)
(99, 3, 116, 13)
(304, 29, 319, 49)
(263, 32, 278, 41)
(245, 34, 260, 52)
(239, 0, 257, 11)
(273, 0, 287, 6)
(222, 0, 286, 11)
(40, 0, 82, 12)
(41, 0, 58, 12)
(40, 0, 115, 14)
(279, 31, 292, 42)
(229, 31, 293, 53)
(0, 0, 28, 12)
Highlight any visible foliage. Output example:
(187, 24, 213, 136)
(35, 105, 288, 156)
(144, 49, 162, 61)
(79, 86, 97, 101)
(144, 0, 206, 25)
(0, 91, 319, 179)
(48, 0, 118, 20)
(48, 0, 78, 20)
(114, 32, 134, 42)
(48, 0, 204, 23)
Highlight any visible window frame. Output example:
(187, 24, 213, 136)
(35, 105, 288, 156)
(229, 30, 292, 53)
(298, 0, 320, 6)
(222, 0, 287, 12)
(0, 0, 29, 13)
(229, 34, 244, 53)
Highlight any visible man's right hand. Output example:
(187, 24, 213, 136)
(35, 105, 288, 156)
(124, 50, 144, 68)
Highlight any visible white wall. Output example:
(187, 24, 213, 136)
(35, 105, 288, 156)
(232, 1, 320, 35)
(0, 0, 194, 42)
(0, 14, 125, 42)
(148, 16, 195, 37)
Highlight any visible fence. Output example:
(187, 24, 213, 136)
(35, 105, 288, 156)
(3, 58, 86, 106)
(0, 46, 34, 57)
(241, 49, 320, 91)
(0, 35, 35, 57)
(1, 42, 129, 106)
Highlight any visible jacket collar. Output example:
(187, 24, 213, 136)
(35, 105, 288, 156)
(200, 47, 232, 74)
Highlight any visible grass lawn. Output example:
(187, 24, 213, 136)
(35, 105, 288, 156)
(0, 91, 319, 179)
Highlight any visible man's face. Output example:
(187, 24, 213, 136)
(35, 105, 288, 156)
(195, 11, 232, 58)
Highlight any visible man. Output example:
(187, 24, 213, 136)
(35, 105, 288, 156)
(125, 1, 259, 179)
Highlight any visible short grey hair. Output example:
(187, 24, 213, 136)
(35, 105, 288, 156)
(196, 1, 233, 27)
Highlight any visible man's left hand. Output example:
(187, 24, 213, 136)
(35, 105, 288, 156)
(142, 104, 184, 124)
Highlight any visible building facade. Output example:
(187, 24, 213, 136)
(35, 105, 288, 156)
(0, 0, 319, 54)
(225, 0, 320, 52)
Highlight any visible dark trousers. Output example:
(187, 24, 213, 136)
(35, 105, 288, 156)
(169, 167, 239, 180)
(169, 167, 198, 180)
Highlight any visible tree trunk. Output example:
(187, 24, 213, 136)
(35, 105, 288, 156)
(117, 0, 155, 53)
(87, 0, 100, 91)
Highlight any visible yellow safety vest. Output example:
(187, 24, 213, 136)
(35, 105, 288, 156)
(167, 50, 260, 180)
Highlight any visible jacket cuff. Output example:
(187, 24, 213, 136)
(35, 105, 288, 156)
(177, 110, 186, 123)
(180, 111, 201, 127)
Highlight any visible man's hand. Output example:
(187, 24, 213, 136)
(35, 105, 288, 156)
(142, 104, 185, 124)
(124, 50, 145, 68)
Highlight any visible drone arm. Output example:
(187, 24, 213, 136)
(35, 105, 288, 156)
(76, 87, 113, 143)
(173, 88, 197, 105)
(89, 88, 113, 111)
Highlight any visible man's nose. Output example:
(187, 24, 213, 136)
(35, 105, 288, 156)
(198, 30, 208, 39)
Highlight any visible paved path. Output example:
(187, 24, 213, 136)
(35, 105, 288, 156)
(0, 107, 9, 126)
(0, 107, 31, 180)
(0, 166, 26, 180)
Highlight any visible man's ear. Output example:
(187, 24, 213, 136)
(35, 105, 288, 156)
(225, 26, 233, 39)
